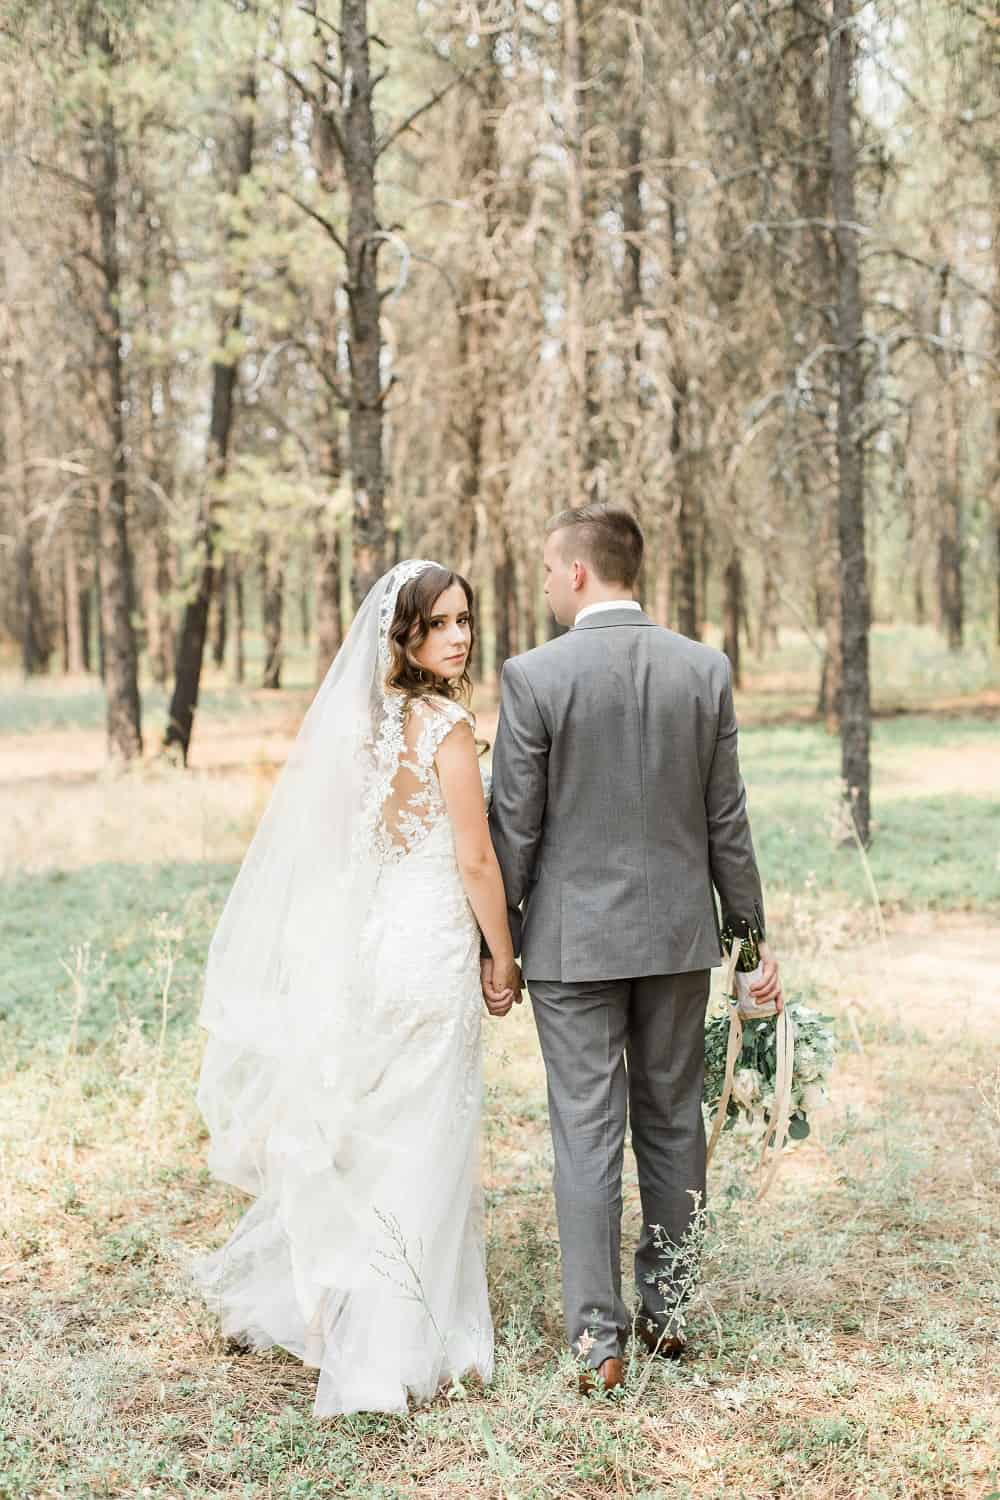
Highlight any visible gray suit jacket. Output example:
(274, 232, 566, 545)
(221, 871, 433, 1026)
(488, 608, 765, 982)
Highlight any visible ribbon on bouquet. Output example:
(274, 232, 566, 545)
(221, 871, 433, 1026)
(705, 940, 795, 1200)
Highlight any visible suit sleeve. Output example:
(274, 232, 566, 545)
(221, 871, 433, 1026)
(705, 655, 766, 938)
(487, 657, 550, 960)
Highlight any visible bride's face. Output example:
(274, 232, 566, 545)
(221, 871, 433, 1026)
(410, 583, 473, 681)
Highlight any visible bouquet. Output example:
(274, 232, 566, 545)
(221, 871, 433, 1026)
(703, 996, 837, 1141)
(703, 920, 837, 1194)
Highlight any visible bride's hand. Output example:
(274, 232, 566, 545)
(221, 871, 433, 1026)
(481, 957, 522, 1016)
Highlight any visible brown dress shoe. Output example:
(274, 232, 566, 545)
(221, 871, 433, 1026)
(635, 1319, 686, 1360)
(579, 1356, 625, 1396)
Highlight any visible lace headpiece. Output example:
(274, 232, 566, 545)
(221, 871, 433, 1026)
(376, 560, 444, 676)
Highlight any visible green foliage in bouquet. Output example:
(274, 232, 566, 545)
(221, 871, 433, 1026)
(703, 999, 837, 1141)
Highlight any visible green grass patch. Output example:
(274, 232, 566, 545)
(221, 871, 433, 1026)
(0, 681, 270, 735)
(739, 715, 999, 912)
(0, 862, 232, 1059)
(751, 793, 1000, 912)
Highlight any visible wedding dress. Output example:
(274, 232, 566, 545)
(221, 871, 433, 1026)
(192, 561, 494, 1416)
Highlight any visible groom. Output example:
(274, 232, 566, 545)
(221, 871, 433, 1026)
(482, 503, 781, 1395)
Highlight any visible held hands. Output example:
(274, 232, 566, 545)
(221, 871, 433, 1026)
(481, 956, 523, 1017)
(750, 940, 783, 1014)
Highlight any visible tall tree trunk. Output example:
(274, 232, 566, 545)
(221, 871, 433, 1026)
(621, 6, 645, 590)
(830, 0, 871, 845)
(212, 556, 229, 667)
(143, 531, 174, 686)
(758, 562, 779, 655)
(674, 488, 698, 637)
(314, 425, 343, 682)
(314, 516, 342, 682)
(994, 180, 1000, 645)
(493, 516, 518, 670)
(935, 273, 963, 651)
(259, 536, 284, 689)
(664, 119, 697, 640)
(136, 179, 174, 689)
(64, 531, 86, 674)
(562, 0, 597, 499)
(343, 0, 388, 605)
(16, 533, 48, 676)
(722, 554, 743, 687)
(297, 541, 311, 646)
(164, 65, 256, 761)
(9, 343, 51, 676)
(89, 33, 142, 759)
(913, 560, 926, 626)
(232, 557, 246, 685)
(815, 488, 842, 721)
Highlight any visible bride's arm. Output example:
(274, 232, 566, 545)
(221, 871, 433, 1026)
(435, 720, 518, 984)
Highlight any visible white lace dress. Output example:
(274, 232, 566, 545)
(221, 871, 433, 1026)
(193, 694, 493, 1416)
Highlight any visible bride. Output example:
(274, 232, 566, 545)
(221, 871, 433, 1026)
(192, 560, 519, 1416)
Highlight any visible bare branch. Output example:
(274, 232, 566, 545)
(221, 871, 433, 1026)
(268, 57, 319, 107)
(376, 72, 471, 159)
(13, 151, 96, 198)
(279, 189, 347, 255)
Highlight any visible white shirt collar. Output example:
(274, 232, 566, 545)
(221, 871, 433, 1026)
(574, 599, 642, 627)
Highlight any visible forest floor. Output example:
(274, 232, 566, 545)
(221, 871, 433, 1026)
(1, 625, 998, 1498)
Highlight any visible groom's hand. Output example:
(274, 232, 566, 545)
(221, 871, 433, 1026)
(751, 941, 783, 1013)
(481, 957, 523, 1017)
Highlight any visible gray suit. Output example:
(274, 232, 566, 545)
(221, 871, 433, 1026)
(488, 607, 765, 1363)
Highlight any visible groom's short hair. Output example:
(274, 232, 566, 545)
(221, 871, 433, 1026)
(545, 503, 644, 588)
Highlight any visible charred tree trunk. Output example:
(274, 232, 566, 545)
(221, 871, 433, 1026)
(664, 122, 697, 640)
(314, 430, 343, 683)
(815, 489, 842, 722)
(493, 517, 518, 670)
(64, 530, 86, 674)
(674, 487, 698, 638)
(722, 554, 743, 687)
(232, 557, 246, 685)
(830, 0, 871, 844)
(562, 0, 598, 498)
(935, 273, 964, 651)
(621, 4, 645, 592)
(314, 517, 342, 682)
(143, 530, 174, 686)
(937, 499, 962, 650)
(758, 563, 779, 655)
(297, 541, 311, 647)
(259, 536, 284, 690)
(164, 65, 255, 762)
(212, 556, 229, 667)
(342, 0, 388, 605)
(16, 533, 49, 676)
(88, 31, 142, 758)
(995, 199, 1000, 646)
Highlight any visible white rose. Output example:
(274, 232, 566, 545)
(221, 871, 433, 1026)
(732, 1067, 762, 1111)
(796, 1044, 820, 1081)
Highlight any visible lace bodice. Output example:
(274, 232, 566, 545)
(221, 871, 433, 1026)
(365, 695, 476, 866)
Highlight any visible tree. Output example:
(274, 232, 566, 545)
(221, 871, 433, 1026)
(829, 0, 871, 844)
(164, 56, 257, 762)
(85, 14, 143, 760)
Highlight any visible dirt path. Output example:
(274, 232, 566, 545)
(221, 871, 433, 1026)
(833, 911, 1000, 1041)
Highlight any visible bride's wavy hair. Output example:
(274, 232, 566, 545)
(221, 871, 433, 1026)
(384, 565, 476, 705)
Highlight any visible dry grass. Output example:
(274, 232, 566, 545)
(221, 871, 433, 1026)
(2, 690, 999, 1498)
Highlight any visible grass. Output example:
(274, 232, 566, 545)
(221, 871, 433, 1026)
(1, 629, 999, 1497)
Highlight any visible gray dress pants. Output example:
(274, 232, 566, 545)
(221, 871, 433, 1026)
(528, 970, 710, 1366)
